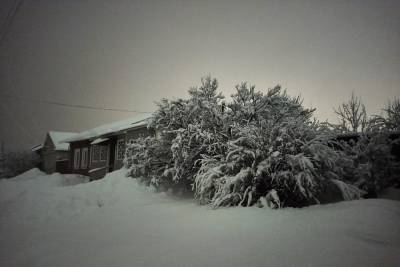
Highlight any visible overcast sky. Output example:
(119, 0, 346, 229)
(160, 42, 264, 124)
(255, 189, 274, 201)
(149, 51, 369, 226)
(0, 0, 399, 151)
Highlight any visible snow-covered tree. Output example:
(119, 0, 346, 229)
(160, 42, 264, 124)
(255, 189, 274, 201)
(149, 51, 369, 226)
(384, 98, 400, 130)
(335, 92, 368, 133)
(125, 136, 177, 189)
(126, 77, 366, 208)
(126, 76, 229, 192)
(332, 97, 400, 196)
(194, 84, 362, 208)
(369, 98, 400, 132)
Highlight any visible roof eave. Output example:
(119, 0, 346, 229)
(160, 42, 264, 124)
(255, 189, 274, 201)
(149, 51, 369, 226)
(64, 123, 149, 143)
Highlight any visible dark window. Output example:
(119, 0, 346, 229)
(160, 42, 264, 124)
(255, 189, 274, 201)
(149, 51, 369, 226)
(116, 140, 125, 160)
(100, 146, 108, 161)
(91, 145, 100, 162)
(73, 149, 80, 170)
(81, 147, 88, 169)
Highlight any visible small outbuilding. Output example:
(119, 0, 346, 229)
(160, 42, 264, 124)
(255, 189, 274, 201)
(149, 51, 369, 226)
(34, 131, 77, 174)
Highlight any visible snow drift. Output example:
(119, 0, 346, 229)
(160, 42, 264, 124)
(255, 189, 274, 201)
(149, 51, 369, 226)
(0, 169, 399, 267)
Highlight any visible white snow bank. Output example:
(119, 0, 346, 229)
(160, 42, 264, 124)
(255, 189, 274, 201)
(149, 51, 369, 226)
(0, 169, 399, 267)
(12, 167, 44, 180)
(0, 169, 89, 222)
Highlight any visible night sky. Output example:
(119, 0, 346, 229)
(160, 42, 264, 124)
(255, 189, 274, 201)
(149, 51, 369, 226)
(1, 0, 399, 151)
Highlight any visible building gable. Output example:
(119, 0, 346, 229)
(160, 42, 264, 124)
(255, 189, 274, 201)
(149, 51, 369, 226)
(43, 133, 56, 151)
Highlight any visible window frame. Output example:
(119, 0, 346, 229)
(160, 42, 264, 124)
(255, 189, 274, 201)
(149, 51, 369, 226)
(115, 139, 125, 161)
(81, 147, 88, 169)
(73, 148, 81, 170)
(127, 139, 135, 145)
(100, 145, 108, 162)
(91, 145, 99, 164)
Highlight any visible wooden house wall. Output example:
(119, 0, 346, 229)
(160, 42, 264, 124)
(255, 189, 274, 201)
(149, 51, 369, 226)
(55, 151, 70, 174)
(69, 126, 155, 180)
(56, 160, 70, 174)
(56, 151, 70, 161)
(42, 151, 56, 174)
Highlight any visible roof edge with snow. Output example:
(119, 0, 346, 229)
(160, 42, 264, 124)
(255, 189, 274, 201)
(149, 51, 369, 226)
(48, 131, 77, 151)
(62, 115, 152, 143)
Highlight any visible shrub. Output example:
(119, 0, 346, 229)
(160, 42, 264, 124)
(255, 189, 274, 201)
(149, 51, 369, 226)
(126, 77, 366, 208)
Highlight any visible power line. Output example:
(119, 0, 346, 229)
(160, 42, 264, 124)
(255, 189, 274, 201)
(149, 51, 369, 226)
(0, 93, 152, 114)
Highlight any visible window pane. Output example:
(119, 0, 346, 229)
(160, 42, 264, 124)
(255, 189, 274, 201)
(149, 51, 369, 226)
(93, 145, 100, 161)
(117, 140, 125, 160)
(74, 149, 80, 169)
(100, 146, 107, 161)
(81, 148, 88, 169)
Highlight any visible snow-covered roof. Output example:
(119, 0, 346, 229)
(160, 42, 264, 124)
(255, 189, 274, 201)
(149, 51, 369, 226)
(62, 114, 152, 143)
(48, 131, 77, 151)
(31, 144, 43, 152)
(91, 138, 109, 145)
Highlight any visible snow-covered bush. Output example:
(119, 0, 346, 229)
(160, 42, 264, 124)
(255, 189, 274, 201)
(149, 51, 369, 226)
(126, 76, 229, 192)
(194, 85, 361, 208)
(126, 77, 366, 208)
(124, 136, 174, 189)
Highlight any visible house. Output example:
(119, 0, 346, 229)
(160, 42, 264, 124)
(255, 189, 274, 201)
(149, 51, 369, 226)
(33, 131, 77, 174)
(62, 115, 154, 180)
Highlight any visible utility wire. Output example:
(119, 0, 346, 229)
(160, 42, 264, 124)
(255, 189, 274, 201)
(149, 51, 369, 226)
(0, 93, 152, 114)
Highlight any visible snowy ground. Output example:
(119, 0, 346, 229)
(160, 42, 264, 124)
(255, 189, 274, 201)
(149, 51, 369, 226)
(0, 169, 399, 267)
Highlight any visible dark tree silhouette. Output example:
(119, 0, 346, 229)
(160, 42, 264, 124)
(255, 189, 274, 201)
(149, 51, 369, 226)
(335, 92, 367, 132)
